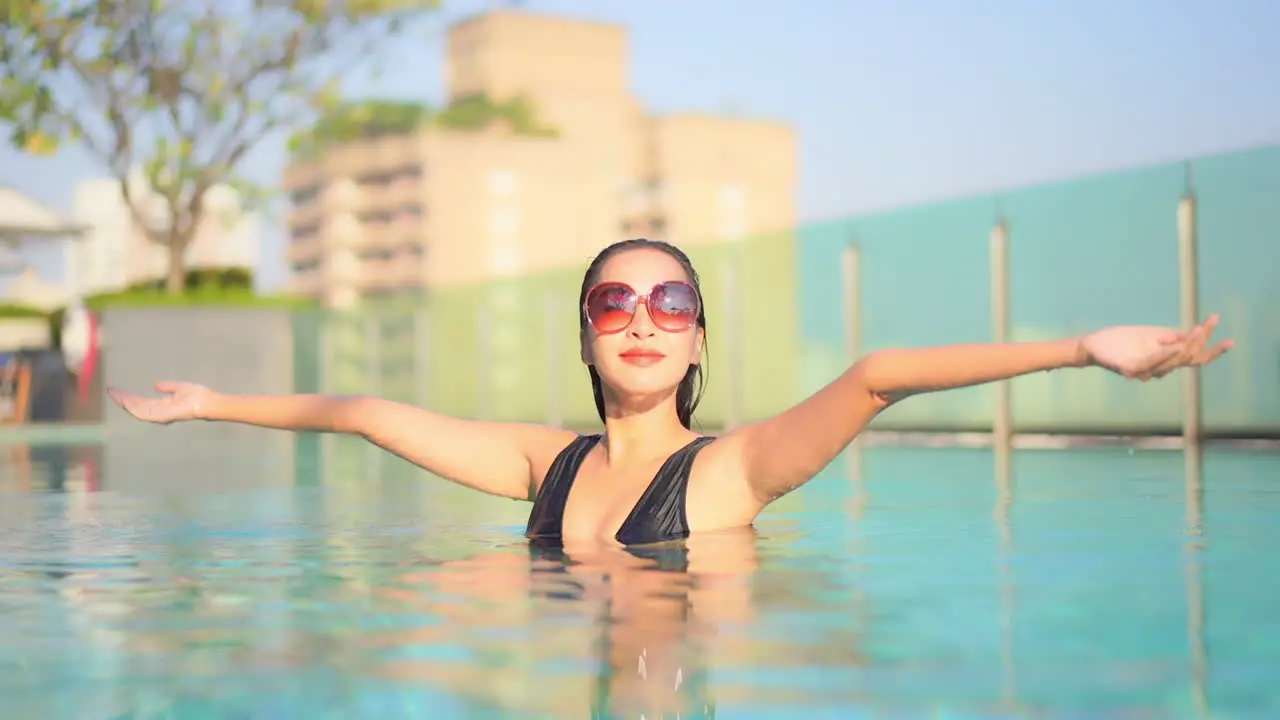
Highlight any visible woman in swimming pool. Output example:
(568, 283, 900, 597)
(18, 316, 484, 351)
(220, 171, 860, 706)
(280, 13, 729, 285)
(109, 238, 1232, 547)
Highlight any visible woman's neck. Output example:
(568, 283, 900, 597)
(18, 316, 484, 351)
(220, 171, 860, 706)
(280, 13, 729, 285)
(600, 401, 697, 467)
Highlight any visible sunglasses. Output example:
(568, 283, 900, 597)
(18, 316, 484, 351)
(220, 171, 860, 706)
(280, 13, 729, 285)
(583, 281, 701, 335)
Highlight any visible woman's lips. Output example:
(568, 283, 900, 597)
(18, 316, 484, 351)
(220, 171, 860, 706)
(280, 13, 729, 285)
(620, 348, 666, 366)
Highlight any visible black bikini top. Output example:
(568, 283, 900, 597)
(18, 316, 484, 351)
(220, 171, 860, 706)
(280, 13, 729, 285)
(525, 434, 716, 547)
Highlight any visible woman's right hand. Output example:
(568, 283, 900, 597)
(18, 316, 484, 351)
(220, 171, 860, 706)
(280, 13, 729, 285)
(107, 381, 216, 424)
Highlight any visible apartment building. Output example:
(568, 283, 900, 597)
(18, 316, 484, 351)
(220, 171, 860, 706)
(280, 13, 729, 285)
(284, 10, 797, 308)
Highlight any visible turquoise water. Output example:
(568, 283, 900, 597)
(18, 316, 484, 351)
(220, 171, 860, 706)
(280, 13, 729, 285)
(1, 442, 1278, 718)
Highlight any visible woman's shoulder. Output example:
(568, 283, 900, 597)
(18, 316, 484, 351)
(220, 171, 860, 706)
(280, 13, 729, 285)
(683, 431, 765, 524)
(522, 427, 598, 487)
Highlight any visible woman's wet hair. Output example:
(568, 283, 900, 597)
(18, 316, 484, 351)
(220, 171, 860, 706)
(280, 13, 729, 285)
(577, 238, 708, 429)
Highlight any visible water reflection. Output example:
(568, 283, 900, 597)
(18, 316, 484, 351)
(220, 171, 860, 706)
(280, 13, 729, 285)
(1183, 446, 1208, 719)
(0, 441, 1277, 717)
(363, 528, 869, 717)
(0, 484, 868, 717)
(0, 442, 102, 493)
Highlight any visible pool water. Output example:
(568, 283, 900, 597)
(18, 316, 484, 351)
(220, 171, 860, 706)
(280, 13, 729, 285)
(1, 443, 1278, 718)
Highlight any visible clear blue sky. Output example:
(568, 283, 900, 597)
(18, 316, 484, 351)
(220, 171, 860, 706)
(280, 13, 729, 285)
(3, 0, 1277, 291)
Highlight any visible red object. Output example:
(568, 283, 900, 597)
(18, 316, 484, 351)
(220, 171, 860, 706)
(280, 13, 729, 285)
(619, 348, 667, 367)
(79, 445, 100, 492)
(583, 281, 700, 334)
(77, 311, 99, 404)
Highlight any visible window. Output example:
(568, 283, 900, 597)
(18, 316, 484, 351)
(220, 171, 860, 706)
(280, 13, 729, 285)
(329, 213, 360, 238)
(719, 218, 747, 241)
(489, 244, 521, 276)
(488, 206, 520, 236)
(330, 249, 359, 278)
(489, 170, 519, 197)
(718, 184, 747, 241)
(718, 184, 746, 211)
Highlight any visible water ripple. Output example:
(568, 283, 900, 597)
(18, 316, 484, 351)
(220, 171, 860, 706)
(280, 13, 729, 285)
(0, 452, 1278, 718)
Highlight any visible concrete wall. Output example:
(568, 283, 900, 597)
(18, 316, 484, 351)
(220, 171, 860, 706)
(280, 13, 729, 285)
(101, 307, 298, 493)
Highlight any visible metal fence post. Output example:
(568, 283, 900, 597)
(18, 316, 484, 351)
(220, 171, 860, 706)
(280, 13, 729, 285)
(1178, 163, 1204, 486)
(842, 243, 864, 484)
(1178, 172, 1206, 719)
(989, 217, 1013, 489)
(989, 216, 1018, 707)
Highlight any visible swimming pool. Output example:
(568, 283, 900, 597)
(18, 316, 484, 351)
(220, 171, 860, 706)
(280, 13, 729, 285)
(1, 442, 1277, 718)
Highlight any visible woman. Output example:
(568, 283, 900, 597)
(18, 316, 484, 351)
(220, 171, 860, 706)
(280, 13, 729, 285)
(109, 238, 1233, 547)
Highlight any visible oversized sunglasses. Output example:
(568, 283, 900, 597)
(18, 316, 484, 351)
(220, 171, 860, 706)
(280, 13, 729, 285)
(583, 281, 701, 335)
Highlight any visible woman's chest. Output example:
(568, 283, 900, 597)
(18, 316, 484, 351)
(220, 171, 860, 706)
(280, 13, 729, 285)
(559, 466, 662, 540)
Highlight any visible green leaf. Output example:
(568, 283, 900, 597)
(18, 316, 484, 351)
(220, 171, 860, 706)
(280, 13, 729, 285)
(23, 129, 60, 155)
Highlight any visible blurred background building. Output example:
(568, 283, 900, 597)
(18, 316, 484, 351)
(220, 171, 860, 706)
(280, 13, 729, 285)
(284, 10, 797, 309)
(0, 175, 259, 304)
(0, 186, 83, 300)
(2, 5, 1276, 447)
(69, 173, 260, 297)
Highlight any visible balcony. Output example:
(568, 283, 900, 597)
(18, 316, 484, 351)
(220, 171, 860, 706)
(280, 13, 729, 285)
(287, 268, 323, 297)
(282, 161, 321, 192)
(345, 175, 423, 222)
(285, 202, 325, 230)
(287, 216, 322, 256)
(286, 236, 324, 265)
(347, 241, 426, 293)
(394, 246, 427, 286)
(325, 135, 421, 177)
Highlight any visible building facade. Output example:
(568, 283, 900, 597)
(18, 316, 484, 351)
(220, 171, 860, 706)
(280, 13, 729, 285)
(283, 10, 797, 308)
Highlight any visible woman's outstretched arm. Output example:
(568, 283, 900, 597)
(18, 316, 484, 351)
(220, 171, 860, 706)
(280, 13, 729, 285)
(108, 383, 578, 501)
(721, 316, 1233, 509)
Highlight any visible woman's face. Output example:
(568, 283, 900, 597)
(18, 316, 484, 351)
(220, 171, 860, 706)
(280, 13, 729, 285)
(582, 248, 704, 404)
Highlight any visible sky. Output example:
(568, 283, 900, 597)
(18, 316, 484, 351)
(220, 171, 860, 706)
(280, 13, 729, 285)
(2, 0, 1277, 292)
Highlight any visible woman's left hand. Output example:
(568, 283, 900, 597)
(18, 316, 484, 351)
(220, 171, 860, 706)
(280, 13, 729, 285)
(1082, 314, 1234, 381)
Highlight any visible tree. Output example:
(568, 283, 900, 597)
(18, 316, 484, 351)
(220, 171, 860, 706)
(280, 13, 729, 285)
(0, 0, 439, 294)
